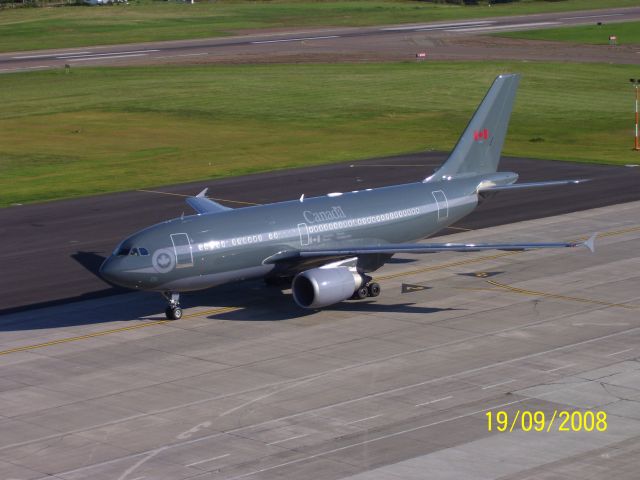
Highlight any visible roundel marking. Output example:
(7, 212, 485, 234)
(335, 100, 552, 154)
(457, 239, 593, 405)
(152, 248, 175, 274)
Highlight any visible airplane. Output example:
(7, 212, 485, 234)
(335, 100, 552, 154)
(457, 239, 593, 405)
(99, 74, 595, 320)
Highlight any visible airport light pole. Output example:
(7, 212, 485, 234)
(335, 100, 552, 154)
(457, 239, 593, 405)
(631, 79, 640, 151)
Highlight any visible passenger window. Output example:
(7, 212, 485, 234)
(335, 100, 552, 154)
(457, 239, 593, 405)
(139, 248, 149, 256)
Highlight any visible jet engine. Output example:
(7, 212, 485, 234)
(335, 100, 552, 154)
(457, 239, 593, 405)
(292, 266, 363, 309)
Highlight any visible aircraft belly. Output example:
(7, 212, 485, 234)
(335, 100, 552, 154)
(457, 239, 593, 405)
(156, 264, 274, 291)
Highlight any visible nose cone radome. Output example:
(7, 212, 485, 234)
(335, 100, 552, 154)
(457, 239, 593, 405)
(99, 256, 126, 287)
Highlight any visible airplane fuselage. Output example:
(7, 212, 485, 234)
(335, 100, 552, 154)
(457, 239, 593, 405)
(100, 177, 480, 292)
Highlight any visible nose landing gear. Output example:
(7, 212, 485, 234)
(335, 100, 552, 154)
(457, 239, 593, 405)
(163, 292, 182, 320)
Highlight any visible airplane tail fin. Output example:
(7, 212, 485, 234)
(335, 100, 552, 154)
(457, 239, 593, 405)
(426, 74, 520, 181)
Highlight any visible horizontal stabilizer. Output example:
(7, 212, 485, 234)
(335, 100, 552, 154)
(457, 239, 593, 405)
(186, 188, 231, 215)
(583, 233, 597, 253)
(478, 179, 589, 192)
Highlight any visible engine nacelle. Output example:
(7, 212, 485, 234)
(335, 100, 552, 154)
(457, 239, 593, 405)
(292, 266, 362, 309)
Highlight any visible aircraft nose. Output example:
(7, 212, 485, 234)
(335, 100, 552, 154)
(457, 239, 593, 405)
(99, 256, 122, 286)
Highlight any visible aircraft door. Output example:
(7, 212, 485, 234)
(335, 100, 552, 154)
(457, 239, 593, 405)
(298, 223, 310, 246)
(432, 190, 449, 222)
(170, 233, 194, 268)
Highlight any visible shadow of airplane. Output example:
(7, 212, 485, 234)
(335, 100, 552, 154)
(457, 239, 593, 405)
(0, 251, 127, 319)
(0, 250, 457, 332)
(208, 295, 460, 321)
(72, 251, 107, 278)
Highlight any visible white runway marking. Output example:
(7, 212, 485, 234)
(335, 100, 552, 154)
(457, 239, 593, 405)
(449, 21, 561, 33)
(251, 35, 340, 44)
(12, 51, 92, 59)
(415, 395, 452, 407)
(56, 49, 160, 59)
(177, 52, 208, 57)
(381, 21, 494, 32)
(481, 379, 515, 390)
(545, 363, 576, 373)
(561, 13, 625, 20)
(185, 453, 230, 467)
(66, 54, 150, 62)
(607, 347, 634, 356)
(345, 414, 382, 425)
(267, 433, 309, 445)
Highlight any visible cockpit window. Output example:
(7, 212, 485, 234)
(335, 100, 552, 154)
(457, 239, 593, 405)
(129, 248, 139, 256)
(116, 247, 131, 256)
(139, 248, 149, 256)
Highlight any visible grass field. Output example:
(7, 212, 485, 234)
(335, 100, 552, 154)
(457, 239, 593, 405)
(499, 20, 640, 45)
(0, 0, 637, 53)
(0, 61, 638, 207)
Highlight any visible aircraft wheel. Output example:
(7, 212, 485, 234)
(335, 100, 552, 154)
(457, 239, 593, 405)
(367, 282, 381, 297)
(352, 286, 369, 300)
(165, 306, 183, 320)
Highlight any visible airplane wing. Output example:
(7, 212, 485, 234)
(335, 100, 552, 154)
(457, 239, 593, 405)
(264, 234, 596, 265)
(478, 179, 589, 192)
(186, 188, 231, 215)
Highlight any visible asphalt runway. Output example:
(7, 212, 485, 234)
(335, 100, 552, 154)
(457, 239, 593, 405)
(2, 153, 640, 315)
(1, 6, 639, 71)
(0, 201, 639, 479)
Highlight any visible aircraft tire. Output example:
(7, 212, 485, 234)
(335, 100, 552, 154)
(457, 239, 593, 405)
(165, 306, 183, 320)
(352, 286, 369, 300)
(367, 282, 381, 297)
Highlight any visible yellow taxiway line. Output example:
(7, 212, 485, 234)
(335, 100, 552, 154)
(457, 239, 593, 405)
(137, 189, 260, 206)
(0, 306, 238, 357)
(484, 279, 638, 310)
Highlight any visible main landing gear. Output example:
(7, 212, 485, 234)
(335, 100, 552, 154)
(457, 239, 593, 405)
(351, 276, 381, 300)
(163, 292, 182, 320)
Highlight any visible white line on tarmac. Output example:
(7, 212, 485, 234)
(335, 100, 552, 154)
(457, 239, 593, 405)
(185, 453, 230, 467)
(561, 13, 625, 20)
(546, 363, 576, 372)
(12, 51, 92, 59)
(607, 347, 634, 356)
(415, 395, 452, 407)
(267, 433, 309, 445)
(251, 35, 340, 44)
(57, 49, 160, 59)
(381, 20, 494, 31)
(345, 414, 382, 425)
(481, 379, 515, 390)
(449, 21, 560, 33)
(66, 54, 150, 62)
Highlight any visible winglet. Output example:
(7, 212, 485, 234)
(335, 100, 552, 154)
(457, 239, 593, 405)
(186, 189, 231, 215)
(583, 233, 597, 253)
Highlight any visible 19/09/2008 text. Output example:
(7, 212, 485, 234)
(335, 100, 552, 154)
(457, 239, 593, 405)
(486, 410, 607, 432)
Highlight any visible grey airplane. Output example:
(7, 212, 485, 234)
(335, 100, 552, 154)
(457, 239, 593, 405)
(100, 74, 595, 320)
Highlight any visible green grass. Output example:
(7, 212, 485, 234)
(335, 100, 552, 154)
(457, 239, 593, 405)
(499, 20, 640, 45)
(0, 0, 637, 53)
(0, 61, 638, 207)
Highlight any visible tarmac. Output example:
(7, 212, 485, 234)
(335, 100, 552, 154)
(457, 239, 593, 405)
(1, 199, 639, 480)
